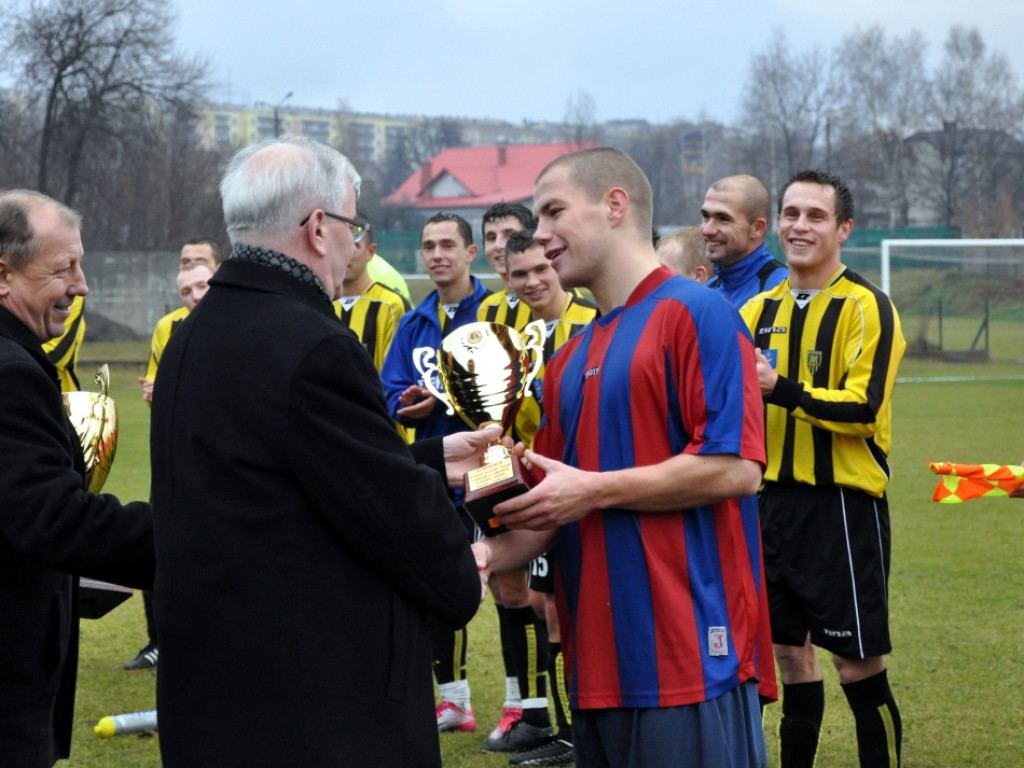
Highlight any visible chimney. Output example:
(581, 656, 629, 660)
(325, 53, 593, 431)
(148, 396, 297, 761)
(420, 160, 433, 197)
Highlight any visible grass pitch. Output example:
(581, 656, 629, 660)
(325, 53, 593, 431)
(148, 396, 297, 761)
(65, 353, 1023, 767)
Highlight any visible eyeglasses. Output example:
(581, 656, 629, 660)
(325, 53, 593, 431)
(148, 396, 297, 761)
(300, 211, 368, 243)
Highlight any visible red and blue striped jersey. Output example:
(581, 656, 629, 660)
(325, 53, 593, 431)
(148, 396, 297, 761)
(536, 266, 770, 710)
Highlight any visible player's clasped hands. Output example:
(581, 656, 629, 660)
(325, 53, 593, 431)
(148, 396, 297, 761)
(493, 447, 597, 530)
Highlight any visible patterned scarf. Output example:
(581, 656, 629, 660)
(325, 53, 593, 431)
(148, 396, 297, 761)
(230, 244, 332, 306)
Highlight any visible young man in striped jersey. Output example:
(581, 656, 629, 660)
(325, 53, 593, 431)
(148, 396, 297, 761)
(334, 213, 411, 372)
(501, 228, 597, 766)
(477, 202, 536, 328)
(475, 147, 774, 768)
(741, 170, 905, 768)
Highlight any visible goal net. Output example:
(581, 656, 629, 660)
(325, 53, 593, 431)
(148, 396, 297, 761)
(878, 239, 1024, 362)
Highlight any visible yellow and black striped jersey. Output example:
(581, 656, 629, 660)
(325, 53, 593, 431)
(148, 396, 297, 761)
(740, 267, 905, 498)
(42, 295, 86, 392)
(514, 292, 599, 447)
(477, 288, 533, 330)
(334, 282, 412, 371)
(365, 254, 411, 301)
(145, 306, 190, 383)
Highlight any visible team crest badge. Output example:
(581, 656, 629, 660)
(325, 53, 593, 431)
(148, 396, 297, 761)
(806, 350, 823, 375)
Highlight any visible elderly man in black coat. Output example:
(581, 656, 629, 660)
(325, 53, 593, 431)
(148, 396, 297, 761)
(150, 135, 490, 767)
(0, 190, 155, 767)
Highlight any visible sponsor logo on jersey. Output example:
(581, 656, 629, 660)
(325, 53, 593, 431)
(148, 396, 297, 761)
(758, 325, 787, 335)
(584, 366, 600, 379)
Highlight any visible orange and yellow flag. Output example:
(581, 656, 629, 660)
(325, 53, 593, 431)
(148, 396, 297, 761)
(928, 461, 1024, 503)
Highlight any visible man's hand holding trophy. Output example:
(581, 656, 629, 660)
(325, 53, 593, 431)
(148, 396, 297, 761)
(414, 320, 546, 535)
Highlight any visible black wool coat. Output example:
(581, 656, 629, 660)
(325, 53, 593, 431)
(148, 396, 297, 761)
(0, 306, 154, 768)
(150, 256, 482, 768)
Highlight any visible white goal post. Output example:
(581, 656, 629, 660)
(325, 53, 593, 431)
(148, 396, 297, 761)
(880, 238, 1024, 296)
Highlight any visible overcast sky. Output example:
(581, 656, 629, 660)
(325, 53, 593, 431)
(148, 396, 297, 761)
(177, 0, 1024, 125)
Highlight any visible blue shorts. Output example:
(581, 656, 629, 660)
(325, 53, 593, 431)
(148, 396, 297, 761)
(571, 681, 766, 768)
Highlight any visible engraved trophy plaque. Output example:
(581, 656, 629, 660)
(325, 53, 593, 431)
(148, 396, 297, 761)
(414, 321, 545, 535)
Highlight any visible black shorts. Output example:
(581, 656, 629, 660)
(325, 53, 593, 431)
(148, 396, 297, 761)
(760, 482, 892, 659)
(528, 544, 557, 594)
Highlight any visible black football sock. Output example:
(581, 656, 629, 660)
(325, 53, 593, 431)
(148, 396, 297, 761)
(507, 606, 550, 727)
(547, 642, 572, 738)
(779, 680, 824, 768)
(430, 615, 468, 684)
(496, 603, 517, 678)
(841, 670, 902, 768)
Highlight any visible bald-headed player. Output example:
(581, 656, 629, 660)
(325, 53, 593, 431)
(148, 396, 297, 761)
(701, 174, 787, 307)
(656, 227, 713, 283)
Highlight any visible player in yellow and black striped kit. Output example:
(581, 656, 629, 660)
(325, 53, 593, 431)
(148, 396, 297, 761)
(127, 238, 221, 672)
(333, 214, 411, 372)
(740, 170, 905, 768)
(476, 202, 536, 331)
(42, 294, 85, 392)
(334, 214, 412, 443)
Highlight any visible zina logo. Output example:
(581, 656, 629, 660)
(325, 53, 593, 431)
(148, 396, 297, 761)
(822, 627, 853, 638)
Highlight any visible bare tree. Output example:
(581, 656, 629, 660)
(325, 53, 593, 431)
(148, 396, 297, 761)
(402, 117, 464, 169)
(563, 89, 600, 148)
(7, 0, 209, 207)
(923, 26, 1024, 227)
(833, 26, 931, 226)
(742, 29, 838, 184)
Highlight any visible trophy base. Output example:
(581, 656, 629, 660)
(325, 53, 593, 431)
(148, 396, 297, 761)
(464, 455, 533, 536)
(79, 578, 133, 619)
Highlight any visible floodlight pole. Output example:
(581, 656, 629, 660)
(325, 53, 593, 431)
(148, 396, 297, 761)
(273, 91, 293, 136)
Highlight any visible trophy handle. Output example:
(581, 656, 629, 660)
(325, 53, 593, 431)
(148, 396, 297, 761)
(521, 320, 547, 399)
(95, 363, 110, 398)
(412, 347, 455, 415)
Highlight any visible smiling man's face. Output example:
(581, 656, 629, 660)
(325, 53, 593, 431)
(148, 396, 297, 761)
(0, 202, 88, 341)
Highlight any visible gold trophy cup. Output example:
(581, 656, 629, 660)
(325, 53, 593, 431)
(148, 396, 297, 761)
(414, 321, 545, 535)
(62, 364, 119, 493)
(63, 365, 131, 618)
(62, 364, 118, 493)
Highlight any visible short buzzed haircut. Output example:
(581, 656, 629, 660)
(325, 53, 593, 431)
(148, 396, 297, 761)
(707, 175, 771, 224)
(656, 227, 712, 279)
(183, 237, 224, 265)
(423, 211, 474, 247)
(537, 147, 653, 235)
(0, 190, 81, 271)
